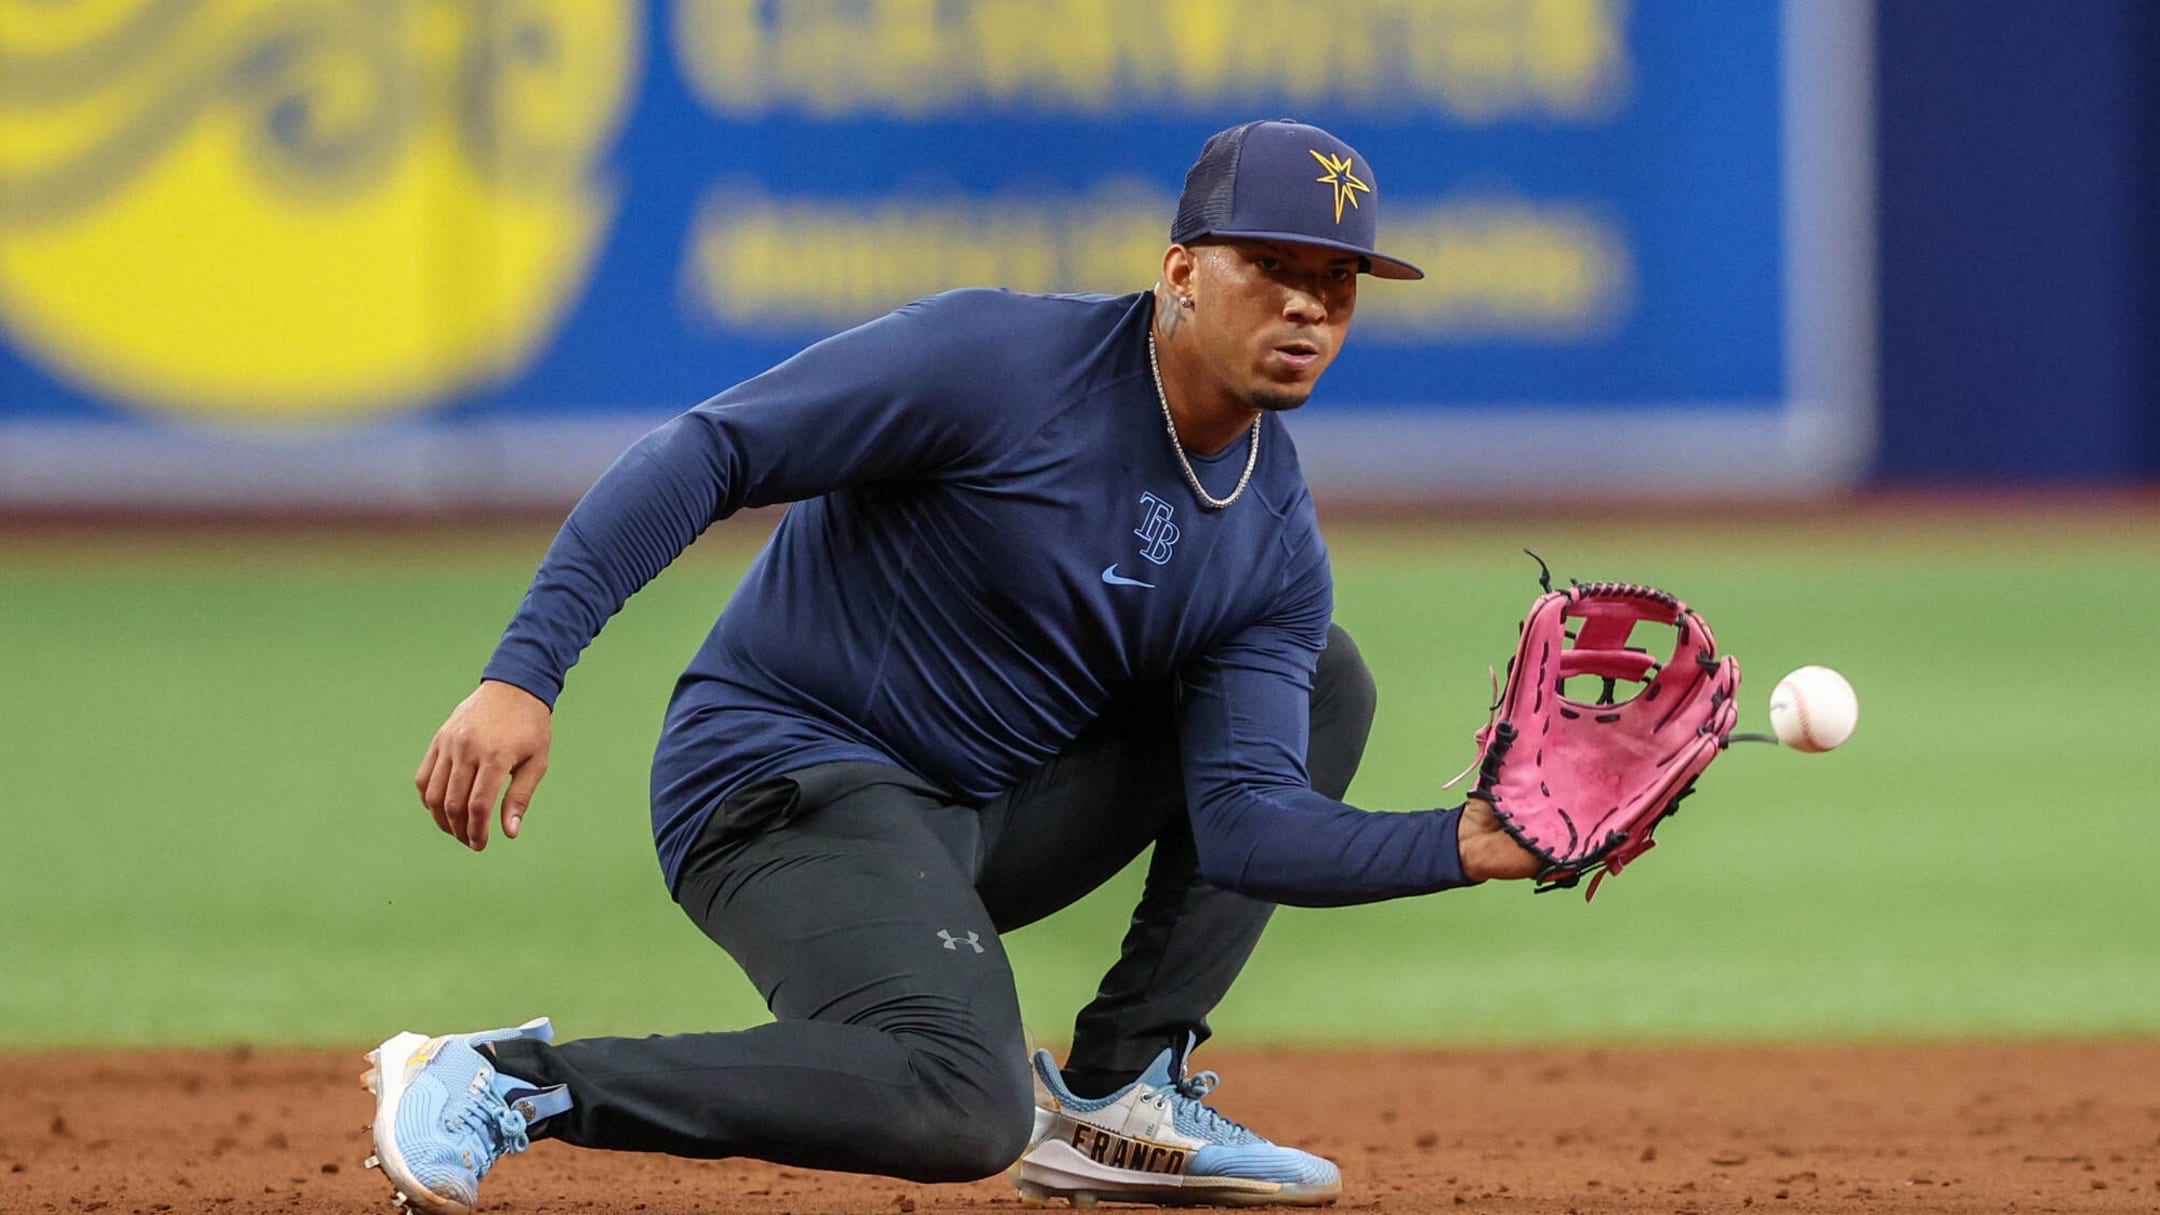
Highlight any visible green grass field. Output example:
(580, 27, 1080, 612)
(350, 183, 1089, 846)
(4, 506, 2155, 1048)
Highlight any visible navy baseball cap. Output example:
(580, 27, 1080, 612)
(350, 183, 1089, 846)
(1171, 119, 1424, 281)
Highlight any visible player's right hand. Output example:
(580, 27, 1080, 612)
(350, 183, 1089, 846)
(416, 679, 553, 852)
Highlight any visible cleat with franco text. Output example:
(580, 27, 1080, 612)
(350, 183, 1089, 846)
(1012, 1038, 1340, 1207)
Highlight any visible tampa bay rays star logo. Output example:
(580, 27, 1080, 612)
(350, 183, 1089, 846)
(1309, 149, 1371, 223)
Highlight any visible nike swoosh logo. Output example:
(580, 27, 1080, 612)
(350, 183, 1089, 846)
(1101, 564, 1155, 588)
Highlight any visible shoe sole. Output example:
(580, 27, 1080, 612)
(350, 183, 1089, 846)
(362, 1032, 472, 1215)
(1014, 1141, 1340, 1208)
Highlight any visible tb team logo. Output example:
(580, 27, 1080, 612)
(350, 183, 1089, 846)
(1133, 492, 1180, 565)
(0, 0, 640, 422)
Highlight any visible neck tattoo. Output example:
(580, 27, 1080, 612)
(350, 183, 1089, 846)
(1147, 327, 1260, 511)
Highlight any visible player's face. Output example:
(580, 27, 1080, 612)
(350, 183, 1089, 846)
(1190, 239, 1359, 412)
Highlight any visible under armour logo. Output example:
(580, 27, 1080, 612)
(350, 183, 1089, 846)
(1133, 492, 1180, 565)
(937, 929, 983, 953)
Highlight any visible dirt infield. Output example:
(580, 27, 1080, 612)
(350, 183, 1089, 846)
(4, 1042, 2156, 1214)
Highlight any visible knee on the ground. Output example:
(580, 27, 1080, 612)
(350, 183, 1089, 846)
(883, 1037, 1036, 1182)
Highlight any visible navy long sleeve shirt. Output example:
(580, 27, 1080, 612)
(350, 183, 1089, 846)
(483, 289, 1468, 905)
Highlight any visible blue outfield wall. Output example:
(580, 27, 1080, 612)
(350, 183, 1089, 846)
(1874, 0, 2160, 485)
(0, 1, 1872, 508)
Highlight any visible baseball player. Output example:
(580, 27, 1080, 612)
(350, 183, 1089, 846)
(366, 119, 1545, 1214)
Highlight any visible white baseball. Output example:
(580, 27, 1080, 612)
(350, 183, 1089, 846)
(1768, 665, 1858, 752)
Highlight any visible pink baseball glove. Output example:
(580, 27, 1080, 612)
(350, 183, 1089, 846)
(1469, 576, 1741, 899)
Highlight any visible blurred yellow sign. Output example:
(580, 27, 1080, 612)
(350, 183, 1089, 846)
(0, 0, 639, 422)
(675, 0, 1629, 121)
(684, 185, 1630, 340)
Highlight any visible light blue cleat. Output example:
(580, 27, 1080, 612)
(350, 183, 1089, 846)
(1013, 1038, 1341, 1207)
(360, 1017, 571, 1214)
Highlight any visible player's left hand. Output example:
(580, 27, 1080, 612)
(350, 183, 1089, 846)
(1457, 795, 1543, 881)
(1465, 577, 1741, 899)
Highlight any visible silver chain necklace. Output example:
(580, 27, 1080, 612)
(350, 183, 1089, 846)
(1147, 327, 1260, 511)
